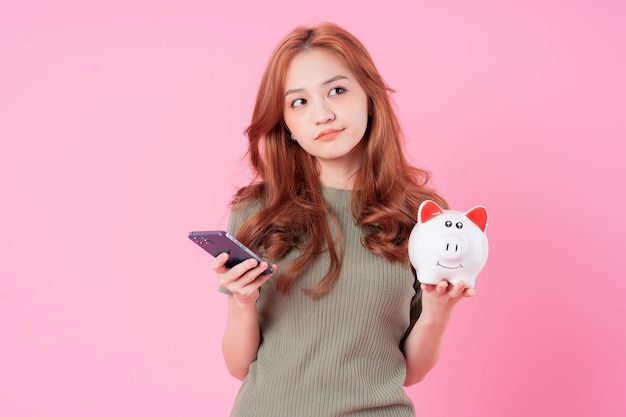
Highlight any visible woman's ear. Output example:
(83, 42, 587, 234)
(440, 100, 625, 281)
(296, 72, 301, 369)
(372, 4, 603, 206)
(283, 123, 297, 142)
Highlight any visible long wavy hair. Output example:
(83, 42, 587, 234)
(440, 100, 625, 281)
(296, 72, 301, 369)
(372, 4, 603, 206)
(232, 22, 447, 298)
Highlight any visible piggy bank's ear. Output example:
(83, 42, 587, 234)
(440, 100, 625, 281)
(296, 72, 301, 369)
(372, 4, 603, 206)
(418, 200, 444, 224)
(465, 206, 488, 232)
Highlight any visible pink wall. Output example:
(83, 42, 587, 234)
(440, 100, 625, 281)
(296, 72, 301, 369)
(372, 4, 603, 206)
(1, 0, 624, 416)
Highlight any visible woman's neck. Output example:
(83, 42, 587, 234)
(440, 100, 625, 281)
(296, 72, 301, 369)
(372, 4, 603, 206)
(316, 143, 365, 190)
(319, 167, 357, 190)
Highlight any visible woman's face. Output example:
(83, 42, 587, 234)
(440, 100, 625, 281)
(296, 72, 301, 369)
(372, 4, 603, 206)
(283, 48, 369, 175)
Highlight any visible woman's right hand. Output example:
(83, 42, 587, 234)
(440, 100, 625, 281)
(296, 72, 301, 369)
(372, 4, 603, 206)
(212, 253, 276, 307)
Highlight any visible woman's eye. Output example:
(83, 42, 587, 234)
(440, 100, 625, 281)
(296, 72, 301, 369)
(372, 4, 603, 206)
(291, 98, 306, 108)
(329, 87, 346, 96)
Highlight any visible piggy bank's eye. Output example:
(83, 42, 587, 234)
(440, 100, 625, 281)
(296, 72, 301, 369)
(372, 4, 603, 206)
(445, 221, 452, 227)
(456, 222, 463, 229)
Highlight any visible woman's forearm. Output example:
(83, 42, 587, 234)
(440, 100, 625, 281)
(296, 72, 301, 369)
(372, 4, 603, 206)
(402, 313, 451, 386)
(403, 280, 474, 386)
(222, 297, 261, 380)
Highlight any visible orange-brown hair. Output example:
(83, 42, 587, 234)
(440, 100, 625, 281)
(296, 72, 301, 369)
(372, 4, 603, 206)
(233, 22, 447, 298)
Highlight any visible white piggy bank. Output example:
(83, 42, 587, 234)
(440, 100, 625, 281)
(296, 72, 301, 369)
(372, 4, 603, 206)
(408, 200, 489, 288)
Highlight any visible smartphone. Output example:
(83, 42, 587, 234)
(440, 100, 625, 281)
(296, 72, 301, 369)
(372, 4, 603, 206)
(188, 230, 274, 274)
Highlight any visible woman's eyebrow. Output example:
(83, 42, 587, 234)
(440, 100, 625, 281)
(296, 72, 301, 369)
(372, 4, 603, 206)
(322, 75, 348, 86)
(284, 75, 349, 97)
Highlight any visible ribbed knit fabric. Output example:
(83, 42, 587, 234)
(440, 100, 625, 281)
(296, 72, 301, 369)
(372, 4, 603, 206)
(225, 186, 421, 417)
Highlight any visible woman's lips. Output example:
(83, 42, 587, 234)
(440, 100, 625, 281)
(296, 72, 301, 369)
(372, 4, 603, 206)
(316, 128, 342, 141)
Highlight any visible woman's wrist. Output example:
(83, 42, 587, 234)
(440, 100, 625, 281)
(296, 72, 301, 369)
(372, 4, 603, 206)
(417, 311, 452, 328)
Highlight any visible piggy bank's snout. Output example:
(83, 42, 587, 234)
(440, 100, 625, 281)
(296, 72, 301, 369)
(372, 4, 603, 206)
(438, 236, 466, 260)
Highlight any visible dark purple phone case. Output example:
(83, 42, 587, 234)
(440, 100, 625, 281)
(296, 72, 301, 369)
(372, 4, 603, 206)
(188, 230, 274, 274)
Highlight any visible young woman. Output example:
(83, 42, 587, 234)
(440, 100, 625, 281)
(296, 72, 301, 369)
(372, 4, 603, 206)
(212, 22, 476, 417)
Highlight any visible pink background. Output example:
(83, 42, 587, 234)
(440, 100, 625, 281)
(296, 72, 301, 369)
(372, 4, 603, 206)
(1, 0, 625, 416)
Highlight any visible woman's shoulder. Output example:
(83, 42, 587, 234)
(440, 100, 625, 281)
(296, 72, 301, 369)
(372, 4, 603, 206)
(229, 186, 265, 225)
(228, 197, 262, 235)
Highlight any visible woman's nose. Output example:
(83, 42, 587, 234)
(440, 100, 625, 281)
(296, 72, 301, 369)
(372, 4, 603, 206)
(314, 103, 335, 124)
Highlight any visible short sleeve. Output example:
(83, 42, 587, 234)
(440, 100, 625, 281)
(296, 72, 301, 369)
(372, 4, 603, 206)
(227, 201, 252, 235)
